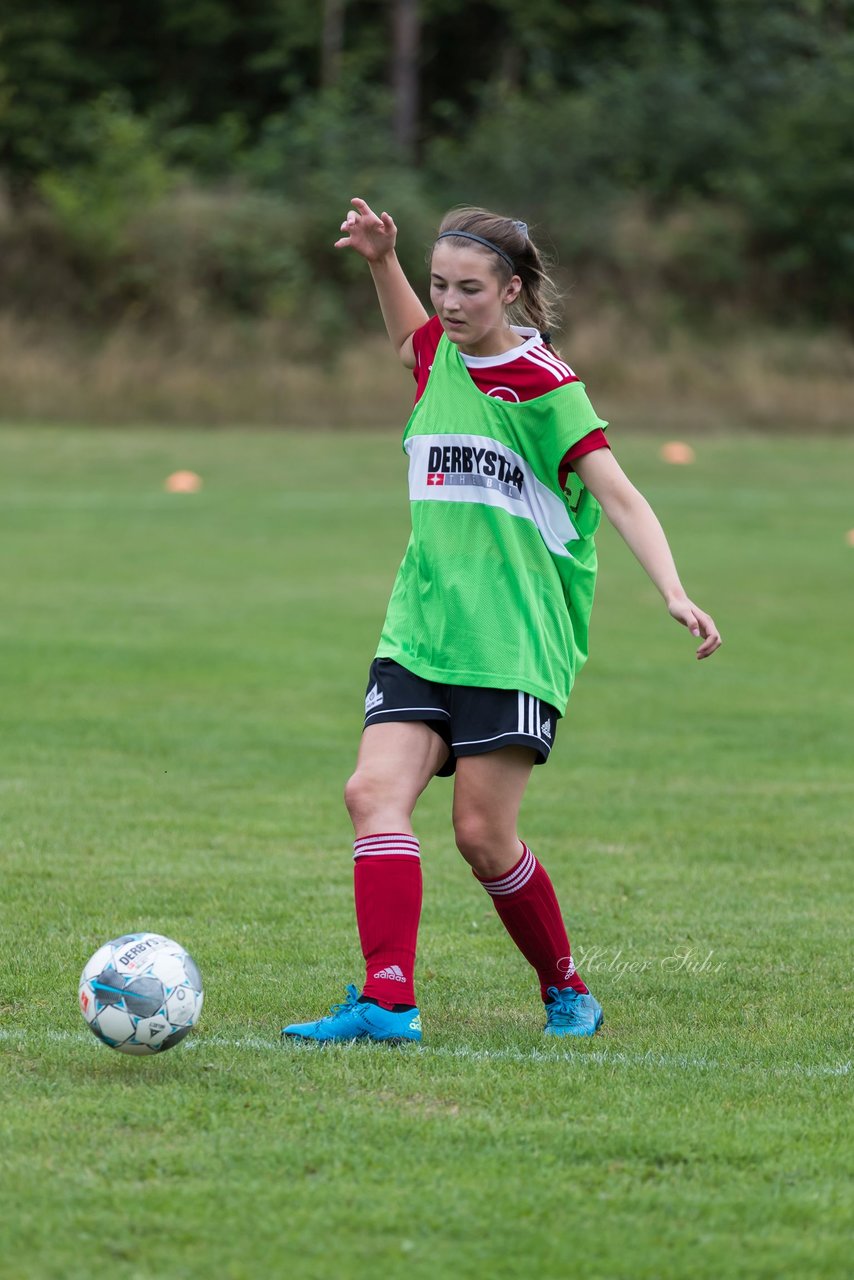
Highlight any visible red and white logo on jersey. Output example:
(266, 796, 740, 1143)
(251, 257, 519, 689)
(486, 386, 521, 402)
(426, 473, 445, 486)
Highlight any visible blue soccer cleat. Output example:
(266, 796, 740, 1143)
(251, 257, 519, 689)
(281, 984, 422, 1045)
(543, 986, 604, 1037)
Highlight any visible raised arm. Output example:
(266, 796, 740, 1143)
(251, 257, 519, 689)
(335, 197, 428, 368)
(572, 448, 722, 659)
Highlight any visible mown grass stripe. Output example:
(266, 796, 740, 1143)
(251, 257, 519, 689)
(1, 1026, 848, 1078)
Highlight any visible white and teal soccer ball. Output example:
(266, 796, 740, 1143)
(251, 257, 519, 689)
(79, 933, 204, 1055)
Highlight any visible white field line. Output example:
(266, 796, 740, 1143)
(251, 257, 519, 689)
(0, 1026, 850, 1079)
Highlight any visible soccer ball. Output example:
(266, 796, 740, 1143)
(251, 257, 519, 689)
(79, 933, 204, 1055)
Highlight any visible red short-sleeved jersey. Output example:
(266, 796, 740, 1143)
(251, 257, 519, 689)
(412, 315, 609, 474)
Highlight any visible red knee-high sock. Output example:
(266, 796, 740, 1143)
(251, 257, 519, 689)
(353, 833, 422, 1008)
(476, 843, 589, 999)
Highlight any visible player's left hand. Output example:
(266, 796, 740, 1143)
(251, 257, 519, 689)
(667, 597, 722, 659)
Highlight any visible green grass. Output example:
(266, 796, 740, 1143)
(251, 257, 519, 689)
(0, 424, 851, 1280)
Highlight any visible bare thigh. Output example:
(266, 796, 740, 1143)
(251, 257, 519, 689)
(344, 721, 450, 838)
(452, 746, 537, 878)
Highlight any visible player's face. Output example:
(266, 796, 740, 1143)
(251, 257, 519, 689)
(429, 244, 522, 357)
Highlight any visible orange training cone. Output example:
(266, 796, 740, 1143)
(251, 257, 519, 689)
(660, 441, 696, 465)
(164, 471, 202, 493)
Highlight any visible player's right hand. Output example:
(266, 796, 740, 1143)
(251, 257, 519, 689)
(334, 197, 397, 262)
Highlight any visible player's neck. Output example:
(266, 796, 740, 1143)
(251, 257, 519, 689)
(457, 325, 524, 359)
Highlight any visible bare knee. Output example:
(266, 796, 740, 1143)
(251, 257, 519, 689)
(344, 765, 418, 835)
(344, 768, 380, 827)
(454, 813, 520, 879)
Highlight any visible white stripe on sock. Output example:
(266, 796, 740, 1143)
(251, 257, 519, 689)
(354, 834, 421, 860)
(488, 859, 536, 897)
(481, 846, 537, 897)
(486, 845, 534, 888)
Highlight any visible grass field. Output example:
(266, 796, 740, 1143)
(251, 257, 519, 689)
(0, 424, 851, 1280)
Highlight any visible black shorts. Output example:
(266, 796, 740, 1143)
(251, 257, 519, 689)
(363, 657, 559, 777)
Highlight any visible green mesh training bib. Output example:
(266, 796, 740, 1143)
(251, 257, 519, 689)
(377, 333, 607, 712)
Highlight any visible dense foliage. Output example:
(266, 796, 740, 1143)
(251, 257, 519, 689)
(0, 0, 851, 331)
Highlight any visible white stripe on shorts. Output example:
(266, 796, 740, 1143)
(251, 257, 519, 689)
(365, 704, 449, 721)
(512, 692, 549, 750)
(452, 729, 550, 749)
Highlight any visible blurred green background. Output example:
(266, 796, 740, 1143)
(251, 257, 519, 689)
(0, 0, 852, 426)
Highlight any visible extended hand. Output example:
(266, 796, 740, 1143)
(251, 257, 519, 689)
(334, 197, 397, 262)
(668, 597, 722, 659)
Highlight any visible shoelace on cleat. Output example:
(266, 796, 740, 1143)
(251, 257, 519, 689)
(324, 984, 361, 1022)
(544, 986, 584, 1024)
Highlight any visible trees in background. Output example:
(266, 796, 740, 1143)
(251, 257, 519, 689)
(0, 0, 851, 329)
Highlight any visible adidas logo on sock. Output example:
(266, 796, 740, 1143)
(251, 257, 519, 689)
(365, 683, 384, 714)
(372, 964, 406, 982)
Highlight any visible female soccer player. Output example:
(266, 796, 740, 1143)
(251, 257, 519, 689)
(282, 198, 721, 1044)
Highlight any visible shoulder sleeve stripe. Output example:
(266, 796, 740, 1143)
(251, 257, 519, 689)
(522, 348, 565, 382)
(523, 345, 575, 382)
(537, 347, 576, 378)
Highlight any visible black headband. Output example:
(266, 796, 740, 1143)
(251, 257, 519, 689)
(435, 230, 517, 270)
